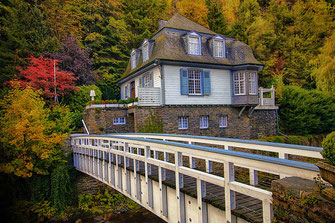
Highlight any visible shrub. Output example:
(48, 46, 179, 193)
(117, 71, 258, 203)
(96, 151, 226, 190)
(321, 131, 335, 165)
(138, 109, 163, 133)
(278, 86, 335, 135)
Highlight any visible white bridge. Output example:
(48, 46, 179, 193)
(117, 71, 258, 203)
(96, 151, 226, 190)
(71, 133, 322, 223)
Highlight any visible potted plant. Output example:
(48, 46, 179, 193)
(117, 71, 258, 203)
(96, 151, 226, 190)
(316, 131, 335, 187)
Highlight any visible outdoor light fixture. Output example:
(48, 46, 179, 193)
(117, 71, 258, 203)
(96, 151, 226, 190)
(90, 90, 96, 101)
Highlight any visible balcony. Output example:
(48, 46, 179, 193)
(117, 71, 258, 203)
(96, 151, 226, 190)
(255, 86, 278, 110)
(138, 87, 161, 106)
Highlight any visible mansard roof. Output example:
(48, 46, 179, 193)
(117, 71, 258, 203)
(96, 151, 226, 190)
(119, 14, 262, 82)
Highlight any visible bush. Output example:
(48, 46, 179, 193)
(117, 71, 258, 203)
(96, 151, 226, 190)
(138, 109, 163, 133)
(321, 131, 335, 165)
(278, 85, 335, 135)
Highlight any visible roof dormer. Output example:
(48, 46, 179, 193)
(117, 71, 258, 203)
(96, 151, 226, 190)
(142, 39, 149, 62)
(187, 31, 201, 56)
(212, 35, 226, 58)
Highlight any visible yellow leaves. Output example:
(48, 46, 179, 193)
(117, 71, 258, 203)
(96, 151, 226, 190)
(176, 0, 209, 28)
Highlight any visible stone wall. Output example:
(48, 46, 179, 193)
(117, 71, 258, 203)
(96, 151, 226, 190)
(83, 105, 277, 139)
(271, 177, 335, 223)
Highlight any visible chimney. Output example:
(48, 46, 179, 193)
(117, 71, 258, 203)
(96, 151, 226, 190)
(158, 20, 167, 29)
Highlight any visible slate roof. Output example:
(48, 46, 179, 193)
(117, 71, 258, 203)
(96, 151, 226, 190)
(119, 14, 262, 82)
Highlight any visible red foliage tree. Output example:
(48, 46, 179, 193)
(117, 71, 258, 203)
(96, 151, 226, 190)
(17, 56, 78, 99)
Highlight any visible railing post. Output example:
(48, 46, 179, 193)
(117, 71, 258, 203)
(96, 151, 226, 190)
(124, 143, 130, 194)
(197, 178, 208, 223)
(263, 198, 273, 223)
(102, 151, 106, 181)
(249, 169, 259, 186)
(159, 163, 168, 217)
(135, 147, 141, 201)
(145, 146, 153, 208)
(279, 153, 289, 179)
(175, 152, 185, 223)
(224, 161, 236, 223)
(189, 156, 195, 168)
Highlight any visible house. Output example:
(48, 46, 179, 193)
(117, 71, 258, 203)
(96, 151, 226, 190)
(84, 14, 278, 139)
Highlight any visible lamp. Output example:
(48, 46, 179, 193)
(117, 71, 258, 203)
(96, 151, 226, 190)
(90, 90, 96, 101)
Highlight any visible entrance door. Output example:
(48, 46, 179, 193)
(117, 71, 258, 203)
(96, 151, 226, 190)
(131, 81, 135, 98)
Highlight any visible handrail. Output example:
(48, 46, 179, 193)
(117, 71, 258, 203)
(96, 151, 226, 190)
(105, 133, 323, 159)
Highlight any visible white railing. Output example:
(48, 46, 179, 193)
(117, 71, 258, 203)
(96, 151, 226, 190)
(259, 86, 276, 107)
(138, 87, 161, 106)
(72, 134, 320, 223)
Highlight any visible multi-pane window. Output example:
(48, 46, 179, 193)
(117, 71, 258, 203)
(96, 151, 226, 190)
(188, 70, 201, 95)
(189, 36, 200, 55)
(248, 72, 257, 95)
(219, 115, 228, 128)
(125, 85, 128, 98)
(214, 40, 224, 57)
(113, 117, 126, 125)
(142, 72, 153, 88)
(131, 51, 136, 69)
(142, 42, 149, 62)
(178, 117, 188, 129)
(234, 72, 245, 95)
(200, 116, 209, 129)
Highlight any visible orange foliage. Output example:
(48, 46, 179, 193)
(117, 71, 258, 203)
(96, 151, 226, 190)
(0, 82, 68, 178)
(176, 0, 209, 28)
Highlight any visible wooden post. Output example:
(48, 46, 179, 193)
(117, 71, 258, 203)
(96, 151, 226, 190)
(224, 161, 236, 223)
(263, 198, 273, 223)
(197, 178, 208, 223)
(145, 146, 153, 208)
(175, 152, 185, 223)
(249, 169, 259, 186)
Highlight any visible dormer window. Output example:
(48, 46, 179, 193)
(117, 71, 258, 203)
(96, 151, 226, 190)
(188, 32, 201, 55)
(213, 36, 225, 58)
(142, 40, 149, 62)
(131, 50, 136, 69)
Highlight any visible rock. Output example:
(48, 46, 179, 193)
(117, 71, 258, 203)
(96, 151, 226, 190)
(75, 219, 82, 223)
(322, 187, 335, 201)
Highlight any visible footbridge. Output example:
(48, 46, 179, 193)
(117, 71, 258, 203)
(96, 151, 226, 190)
(71, 133, 322, 223)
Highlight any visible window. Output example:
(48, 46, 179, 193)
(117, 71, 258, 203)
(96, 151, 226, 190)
(142, 41, 149, 62)
(178, 117, 188, 129)
(200, 116, 209, 129)
(140, 72, 153, 88)
(189, 36, 200, 55)
(234, 72, 245, 95)
(214, 39, 225, 58)
(248, 72, 257, 95)
(188, 70, 202, 95)
(113, 117, 126, 125)
(125, 85, 128, 99)
(219, 115, 228, 128)
(131, 50, 136, 69)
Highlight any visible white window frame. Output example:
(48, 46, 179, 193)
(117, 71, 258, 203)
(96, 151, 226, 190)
(188, 32, 201, 55)
(131, 50, 136, 69)
(219, 115, 228, 128)
(233, 72, 246, 95)
(142, 41, 149, 62)
(200, 116, 209, 129)
(178, 116, 188, 130)
(113, 117, 126, 125)
(142, 72, 153, 88)
(248, 72, 257, 95)
(188, 70, 202, 95)
(213, 37, 225, 58)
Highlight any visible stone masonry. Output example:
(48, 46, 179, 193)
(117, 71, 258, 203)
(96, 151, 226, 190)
(83, 105, 277, 139)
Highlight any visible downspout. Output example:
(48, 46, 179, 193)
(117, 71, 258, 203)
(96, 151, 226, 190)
(276, 109, 289, 138)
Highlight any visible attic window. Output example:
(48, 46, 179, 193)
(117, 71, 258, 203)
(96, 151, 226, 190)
(213, 36, 225, 58)
(188, 33, 201, 55)
(142, 41, 149, 62)
(131, 50, 136, 69)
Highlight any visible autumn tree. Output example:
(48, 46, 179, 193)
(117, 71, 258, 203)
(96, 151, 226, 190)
(311, 31, 335, 93)
(46, 36, 95, 85)
(0, 83, 70, 178)
(17, 56, 77, 100)
(206, 0, 229, 35)
(176, 0, 209, 28)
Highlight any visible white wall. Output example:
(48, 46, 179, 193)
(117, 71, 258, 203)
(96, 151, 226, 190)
(163, 65, 232, 105)
(120, 66, 161, 99)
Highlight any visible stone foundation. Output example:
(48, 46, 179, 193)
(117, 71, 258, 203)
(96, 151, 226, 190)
(83, 105, 277, 139)
(271, 177, 335, 223)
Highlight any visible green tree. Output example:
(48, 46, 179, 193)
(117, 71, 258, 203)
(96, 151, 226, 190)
(206, 0, 229, 35)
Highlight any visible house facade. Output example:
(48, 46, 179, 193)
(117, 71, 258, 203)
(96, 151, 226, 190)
(84, 14, 278, 139)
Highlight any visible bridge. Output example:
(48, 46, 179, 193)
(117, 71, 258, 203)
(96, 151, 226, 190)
(71, 133, 322, 223)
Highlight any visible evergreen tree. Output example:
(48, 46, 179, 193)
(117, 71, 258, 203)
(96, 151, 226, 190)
(206, 0, 229, 35)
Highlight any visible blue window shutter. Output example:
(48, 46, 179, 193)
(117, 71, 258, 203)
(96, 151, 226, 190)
(180, 69, 188, 95)
(203, 70, 211, 95)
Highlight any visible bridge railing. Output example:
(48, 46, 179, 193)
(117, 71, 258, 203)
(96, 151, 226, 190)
(71, 135, 320, 223)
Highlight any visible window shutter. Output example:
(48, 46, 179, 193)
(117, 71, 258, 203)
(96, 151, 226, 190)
(203, 70, 211, 95)
(180, 69, 188, 95)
